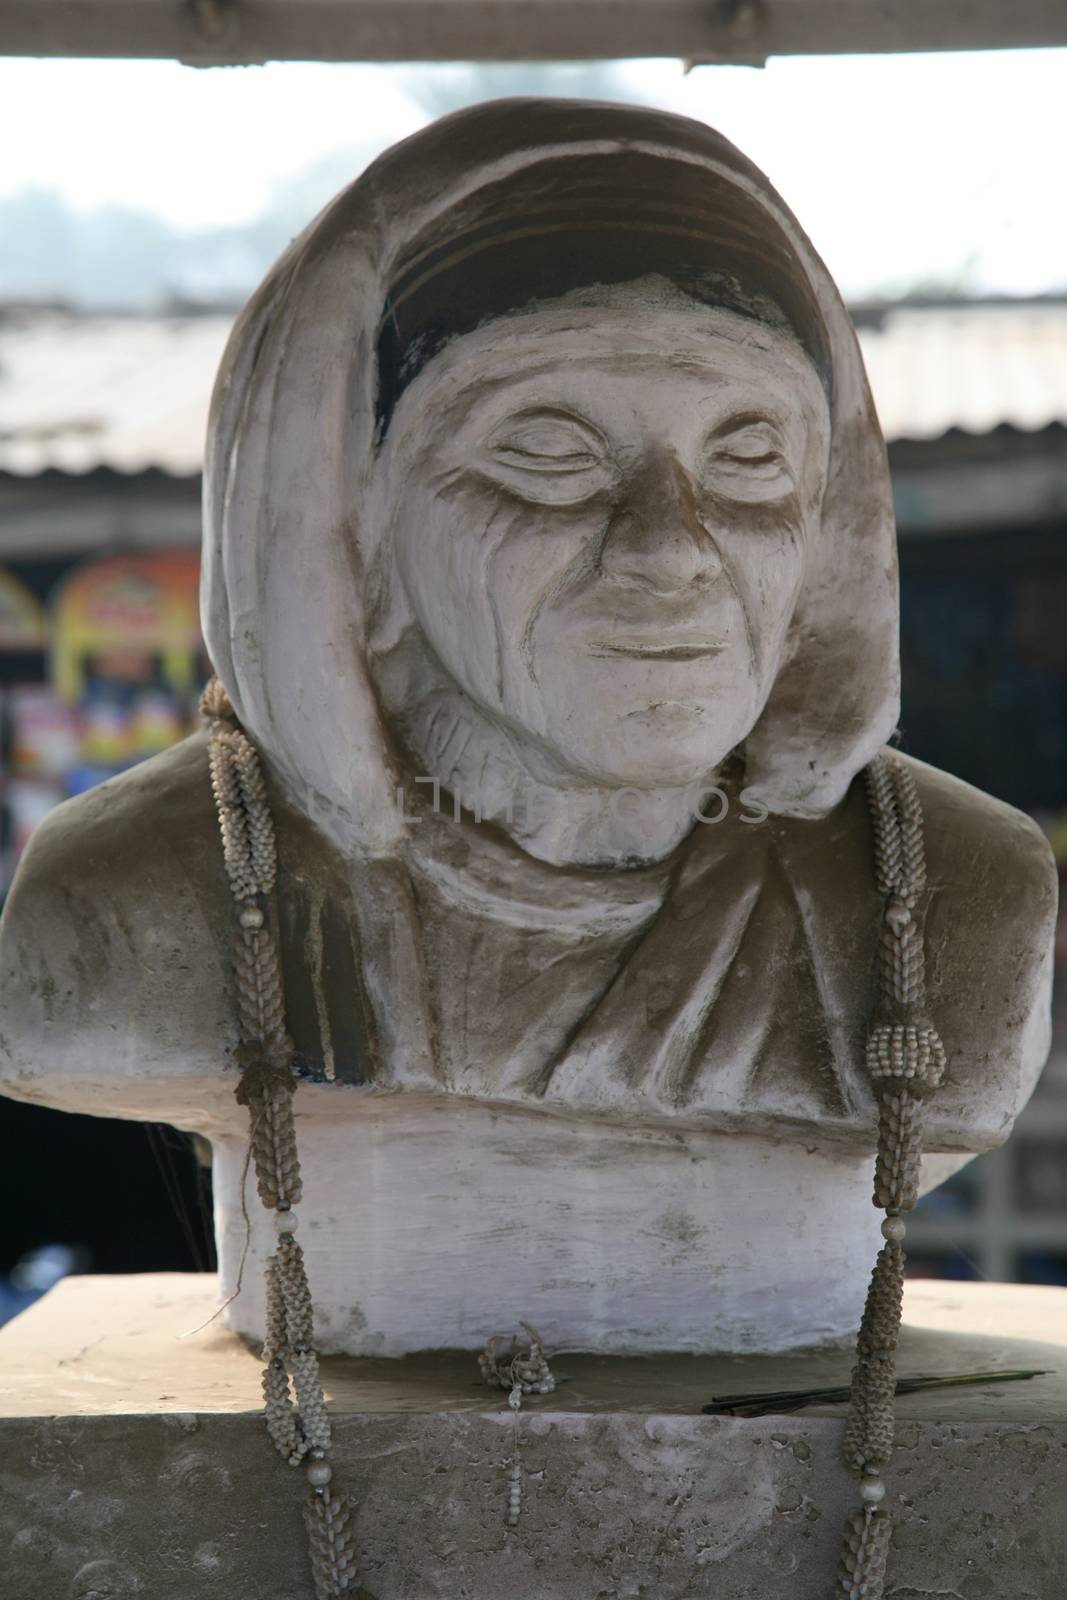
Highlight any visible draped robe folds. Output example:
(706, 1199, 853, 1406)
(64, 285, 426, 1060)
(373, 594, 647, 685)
(255, 748, 1052, 1156)
(369, 781, 874, 1127)
(0, 724, 1054, 1163)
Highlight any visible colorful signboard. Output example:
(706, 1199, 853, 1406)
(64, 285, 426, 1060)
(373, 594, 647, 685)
(51, 551, 202, 704)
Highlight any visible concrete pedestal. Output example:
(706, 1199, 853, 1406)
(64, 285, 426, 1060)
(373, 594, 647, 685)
(2, 1274, 1066, 1597)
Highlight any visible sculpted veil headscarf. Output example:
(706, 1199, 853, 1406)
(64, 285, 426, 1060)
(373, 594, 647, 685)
(204, 98, 898, 844)
(201, 99, 901, 1119)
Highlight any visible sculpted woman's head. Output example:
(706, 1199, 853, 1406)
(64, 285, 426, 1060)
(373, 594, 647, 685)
(202, 99, 898, 862)
(371, 280, 832, 800)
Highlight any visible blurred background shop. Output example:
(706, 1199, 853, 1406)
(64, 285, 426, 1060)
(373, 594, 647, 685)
(0, 46, 1065, 1316)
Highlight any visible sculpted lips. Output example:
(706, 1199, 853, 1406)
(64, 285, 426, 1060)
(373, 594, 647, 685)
(587, 639, 726, 661)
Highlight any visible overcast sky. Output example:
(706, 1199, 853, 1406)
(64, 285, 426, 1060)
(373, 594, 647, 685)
(1, 49, 1065, 299)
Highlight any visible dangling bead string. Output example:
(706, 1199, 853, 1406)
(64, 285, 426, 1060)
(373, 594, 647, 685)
(836, 754, 947, 1600)
(478, 1324, 556, 1530)
(203, 679, 360, 1600)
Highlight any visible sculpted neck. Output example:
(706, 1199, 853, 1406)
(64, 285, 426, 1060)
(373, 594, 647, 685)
(375, 638, 706, 869)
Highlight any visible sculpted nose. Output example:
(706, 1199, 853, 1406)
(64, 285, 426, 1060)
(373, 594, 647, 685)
(597, 453, 721, 595)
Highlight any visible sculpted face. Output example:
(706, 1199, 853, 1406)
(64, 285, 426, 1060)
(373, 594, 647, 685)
(375, 291, 831, 791)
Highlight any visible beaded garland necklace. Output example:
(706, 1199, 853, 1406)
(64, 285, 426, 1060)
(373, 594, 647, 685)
(205, 680, 360, 1599)
(203, 679, 945, 1600)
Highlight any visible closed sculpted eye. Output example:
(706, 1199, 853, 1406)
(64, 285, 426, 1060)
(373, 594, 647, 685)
(703, 417, 797, 504)
(478, 408, 616, 506)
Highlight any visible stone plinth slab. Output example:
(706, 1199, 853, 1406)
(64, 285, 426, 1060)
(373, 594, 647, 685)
(2, 1274, 1066, 1597)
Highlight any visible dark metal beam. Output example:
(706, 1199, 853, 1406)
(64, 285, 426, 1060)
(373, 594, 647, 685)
(3, 0, 1067, 66)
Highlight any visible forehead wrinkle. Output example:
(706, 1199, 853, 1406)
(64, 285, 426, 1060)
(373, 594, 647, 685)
(451, 332, 810, 396)
(398, 338, 827, 465)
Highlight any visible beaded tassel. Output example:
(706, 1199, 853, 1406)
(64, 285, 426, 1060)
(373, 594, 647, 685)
(837, 1505, 891, 1599)
(506, 1460, 524, 1529)
(204, 681, 361, 1600)
(305, 1490, 360, 1600)
(478, 1325, 554, 1530)
(836, 754, 947, 1599)
(478, 1323, 556, 1400)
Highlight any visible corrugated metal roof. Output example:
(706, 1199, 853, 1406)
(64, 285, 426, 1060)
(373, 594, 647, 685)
(858, 302, 1067, 442)
(1, 300, 1066, 476)
(0, 309, 231, 476)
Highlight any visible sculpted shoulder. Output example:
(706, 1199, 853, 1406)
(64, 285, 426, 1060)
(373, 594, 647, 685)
(0, 732, 241, 1125)
(898, 753, 1058, 1149)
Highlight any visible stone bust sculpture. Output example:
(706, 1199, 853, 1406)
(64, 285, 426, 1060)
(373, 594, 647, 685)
(0, 100, 1056, 1359)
